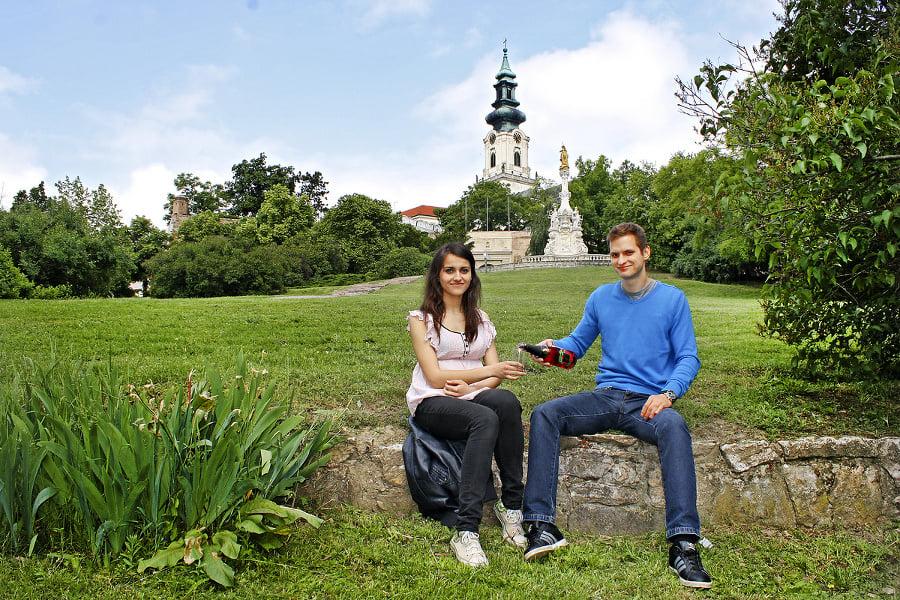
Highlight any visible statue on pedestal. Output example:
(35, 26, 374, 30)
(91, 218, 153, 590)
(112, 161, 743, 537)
(543, 144, 588, 257)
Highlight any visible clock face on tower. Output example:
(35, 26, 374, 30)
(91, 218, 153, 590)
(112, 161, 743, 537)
(514, 132, 522, 143)
(489, 133, 496, 144)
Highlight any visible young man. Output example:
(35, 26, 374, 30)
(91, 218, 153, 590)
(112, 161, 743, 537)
(521, 222, 712, 589)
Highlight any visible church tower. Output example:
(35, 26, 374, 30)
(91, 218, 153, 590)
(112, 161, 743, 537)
(482, 44, 535, 194)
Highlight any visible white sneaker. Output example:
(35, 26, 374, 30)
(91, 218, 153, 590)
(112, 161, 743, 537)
(493, 501, 527, 549)
(450, 530, 489, 567)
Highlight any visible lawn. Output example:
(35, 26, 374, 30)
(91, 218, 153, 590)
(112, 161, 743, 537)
(1, 267, 896, 438)
(0, 507, 895, 599)
(1, 267, 898, 598)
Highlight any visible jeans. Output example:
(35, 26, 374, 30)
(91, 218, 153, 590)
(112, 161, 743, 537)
(414, 388, 524, 533)
(522, 387, 701, 540)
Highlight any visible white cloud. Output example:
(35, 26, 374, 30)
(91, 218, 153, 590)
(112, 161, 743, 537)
(232, 24, 251, 41)
(0, 65, 38, 98)
(390, 10, 704, 212)
(520, 10, 699, 168)
(70, 65, 243, 227)
(353, 0, 431, 27)
(111, 163, 176, 228)
(0, 133, 47, 207)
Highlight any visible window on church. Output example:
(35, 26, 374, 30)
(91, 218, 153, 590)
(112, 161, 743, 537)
(490, 152, 496, 168)
(514, 151, 521, 167)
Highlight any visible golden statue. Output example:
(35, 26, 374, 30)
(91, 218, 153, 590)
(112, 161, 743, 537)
(560, 145, 569, 170)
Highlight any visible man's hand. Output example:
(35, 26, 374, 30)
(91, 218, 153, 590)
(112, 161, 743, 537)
(530, 339, 556, 366)
(641, 393, 673, 420)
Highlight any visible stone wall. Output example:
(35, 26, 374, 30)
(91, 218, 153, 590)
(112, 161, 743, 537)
(300, 429, 900, 534)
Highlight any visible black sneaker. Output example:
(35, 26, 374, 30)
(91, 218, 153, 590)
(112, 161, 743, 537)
(523, 522, 568, 561)
(668, 540, 712, 588)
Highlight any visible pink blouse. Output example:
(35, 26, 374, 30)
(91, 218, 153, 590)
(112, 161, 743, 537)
(405, 309, 497, 415)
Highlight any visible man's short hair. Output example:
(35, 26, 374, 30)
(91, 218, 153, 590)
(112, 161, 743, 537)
(607, 222, 648, 251)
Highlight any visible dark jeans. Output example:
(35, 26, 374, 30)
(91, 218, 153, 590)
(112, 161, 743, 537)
(522, 387, 702, 540)
(414, 388, 525, 533)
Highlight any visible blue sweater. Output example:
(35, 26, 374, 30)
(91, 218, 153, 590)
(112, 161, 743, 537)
(554, 281, 700, 398)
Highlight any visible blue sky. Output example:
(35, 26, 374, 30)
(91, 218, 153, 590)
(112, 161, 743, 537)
(0, 0, 781, 228)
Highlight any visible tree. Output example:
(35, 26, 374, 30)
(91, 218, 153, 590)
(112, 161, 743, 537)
(676, 0, 900, 377)
(436, 180, 538, 244)
(315, 193, 400, 273)
(146, 236, 285, 298)
(653, 149, 766, 281)
(568, 155, 623, 253)
(300, 171, 329, 219)
(280, 231, 344, 285)
(524, 177, 559, 255)
(164, 173, 226, 223)
(226, 153, 300, 217)
(256, 184, 314, 245)
(764, 0, 898, 85)
(372, 247, 432, 279)
(11, 181, 51, 211)
(0, 244, 32, 298)
(127, 216, 170, 294)
(1, 181, 135, 296)
(55, 176, 122, 231)
(175, 211, 235, 243)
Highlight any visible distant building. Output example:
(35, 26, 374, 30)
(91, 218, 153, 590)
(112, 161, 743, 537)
(168, 196, 189, 233)
(468, 230, 532, 267)
(467, 44, 536, 266)
(479, 43, 536, 194)
(400, 205, 443, 236)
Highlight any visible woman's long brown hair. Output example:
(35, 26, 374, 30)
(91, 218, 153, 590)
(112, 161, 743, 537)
(419, 242, 483, 343)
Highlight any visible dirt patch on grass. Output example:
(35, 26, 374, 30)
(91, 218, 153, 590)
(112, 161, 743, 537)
(274, 276, 422, 299)
(689, 416, 769, 442)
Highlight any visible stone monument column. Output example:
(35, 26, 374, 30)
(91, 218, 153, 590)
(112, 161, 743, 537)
(543, 145, 588, 257)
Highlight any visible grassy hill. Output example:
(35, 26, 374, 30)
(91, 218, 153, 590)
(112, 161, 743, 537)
(1, 267, 896, 438)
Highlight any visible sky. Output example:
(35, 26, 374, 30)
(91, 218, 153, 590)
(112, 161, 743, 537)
(0, 0, 782, 228)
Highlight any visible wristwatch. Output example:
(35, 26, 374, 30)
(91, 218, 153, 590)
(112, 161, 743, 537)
(661, 389, 677, 402)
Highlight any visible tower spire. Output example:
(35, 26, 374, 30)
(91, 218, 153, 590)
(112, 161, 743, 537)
(485, 44, 525, 132)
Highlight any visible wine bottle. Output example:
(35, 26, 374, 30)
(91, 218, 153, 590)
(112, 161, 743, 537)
(518, 343, 577, 369)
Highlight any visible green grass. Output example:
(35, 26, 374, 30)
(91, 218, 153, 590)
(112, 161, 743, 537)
(1, 267, 896, 437)
(2, 268, 899, 596)
(0, 508, 896, 599)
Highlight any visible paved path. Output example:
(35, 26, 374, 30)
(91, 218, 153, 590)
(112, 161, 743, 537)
(272, 275, 422, 299)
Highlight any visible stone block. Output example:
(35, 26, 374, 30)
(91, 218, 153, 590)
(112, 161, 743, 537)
(778, 436, 880, 460)
(709, 471, 797, 528)
(720, 440, 781, 473)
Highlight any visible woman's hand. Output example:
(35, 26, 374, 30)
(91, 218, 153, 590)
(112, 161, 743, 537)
(443, 379, 474, 397)
(492, 361, 526, 380)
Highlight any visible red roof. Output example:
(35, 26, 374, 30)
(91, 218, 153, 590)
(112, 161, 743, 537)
(400, 205, 441, 218)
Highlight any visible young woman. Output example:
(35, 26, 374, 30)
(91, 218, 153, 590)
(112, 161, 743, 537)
(406, 242, 527, 567)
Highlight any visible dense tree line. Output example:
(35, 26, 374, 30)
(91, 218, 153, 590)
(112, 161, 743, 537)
(0, 178, 157, 298)
(0, 154, 439, 299)
(146, 154, 439, 297)
(0, 146, 771, 302)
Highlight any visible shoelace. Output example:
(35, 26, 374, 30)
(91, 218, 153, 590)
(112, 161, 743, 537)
(501, 509, 523, 524)
(458, 532, 486, 559)
(680, 545, 703, 571)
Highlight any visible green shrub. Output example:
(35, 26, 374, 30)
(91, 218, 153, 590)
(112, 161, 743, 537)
(147, 237, 286, 297)
(373, 247, 430, 279)
(671, 245, 764, 283)
(279, 232, 345, 287)
(0, 355, 341, 586)
(0, 245, 32, 299)
(27, 284, 72, 299)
